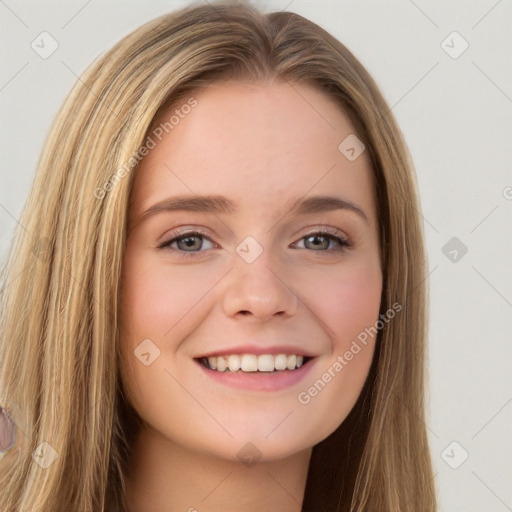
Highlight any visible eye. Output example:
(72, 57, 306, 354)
(157, 230, 214, 257)
(157, 227, 351, 258)
(291, 229, 351, 253)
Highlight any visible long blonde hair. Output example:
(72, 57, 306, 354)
(0, 1, 436, 510)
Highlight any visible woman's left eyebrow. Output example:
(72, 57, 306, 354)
(135, 194, 368, 225)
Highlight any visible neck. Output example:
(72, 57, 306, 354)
(125, 425, 312, 512)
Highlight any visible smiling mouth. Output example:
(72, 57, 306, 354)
(196, 353, 313, 373)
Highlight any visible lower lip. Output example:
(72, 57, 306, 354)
(195, 358, 316, 391)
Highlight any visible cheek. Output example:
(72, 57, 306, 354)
(300, 255, 382, 344)
(119, 247, 219, 339)
(289, 256, 382, 438)
(118, 245, 225, 406)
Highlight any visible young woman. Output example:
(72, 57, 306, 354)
(0, 1, 437, 510)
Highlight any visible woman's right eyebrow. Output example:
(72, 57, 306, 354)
(136, 195, 236, 224)
(135, 194, 368, 225)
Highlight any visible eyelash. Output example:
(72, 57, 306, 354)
(157, 227, 352, 258)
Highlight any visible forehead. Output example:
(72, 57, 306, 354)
(130, 80, 375, 221)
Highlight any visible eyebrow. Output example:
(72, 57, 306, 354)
(136, 194, 368, 224)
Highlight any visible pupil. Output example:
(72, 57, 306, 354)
(309, 235, 326, 249)
(183, 237, 199, 249)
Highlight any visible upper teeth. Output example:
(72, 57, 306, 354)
(205, 354, 305, 372)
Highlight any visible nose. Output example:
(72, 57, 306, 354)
(221, 248, 299, 322)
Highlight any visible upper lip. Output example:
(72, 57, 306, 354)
(196, 344, 316, 359)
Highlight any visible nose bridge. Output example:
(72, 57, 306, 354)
(222, 234, 298, 320)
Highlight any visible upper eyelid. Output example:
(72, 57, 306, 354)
(161, 222, 349, 237)
(163, 226, 348, 240)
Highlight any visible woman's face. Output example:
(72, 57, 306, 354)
(119, 80, 382, 462)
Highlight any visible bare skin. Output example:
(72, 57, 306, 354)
(119, 79, 382, 512)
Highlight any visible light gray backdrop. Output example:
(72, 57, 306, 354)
(1, 1, 511, 510)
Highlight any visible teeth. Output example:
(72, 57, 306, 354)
(274, 354, 287, 370)
(241, 354, 258, 372)
(202, 353, 308, 372)
(228, 354, 241, 372)
(216, 356, 227, 372)
(257, 354, 274, 372)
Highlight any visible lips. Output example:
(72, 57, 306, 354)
(192, 344, 317, 391)
(194, 351, 317, 391)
